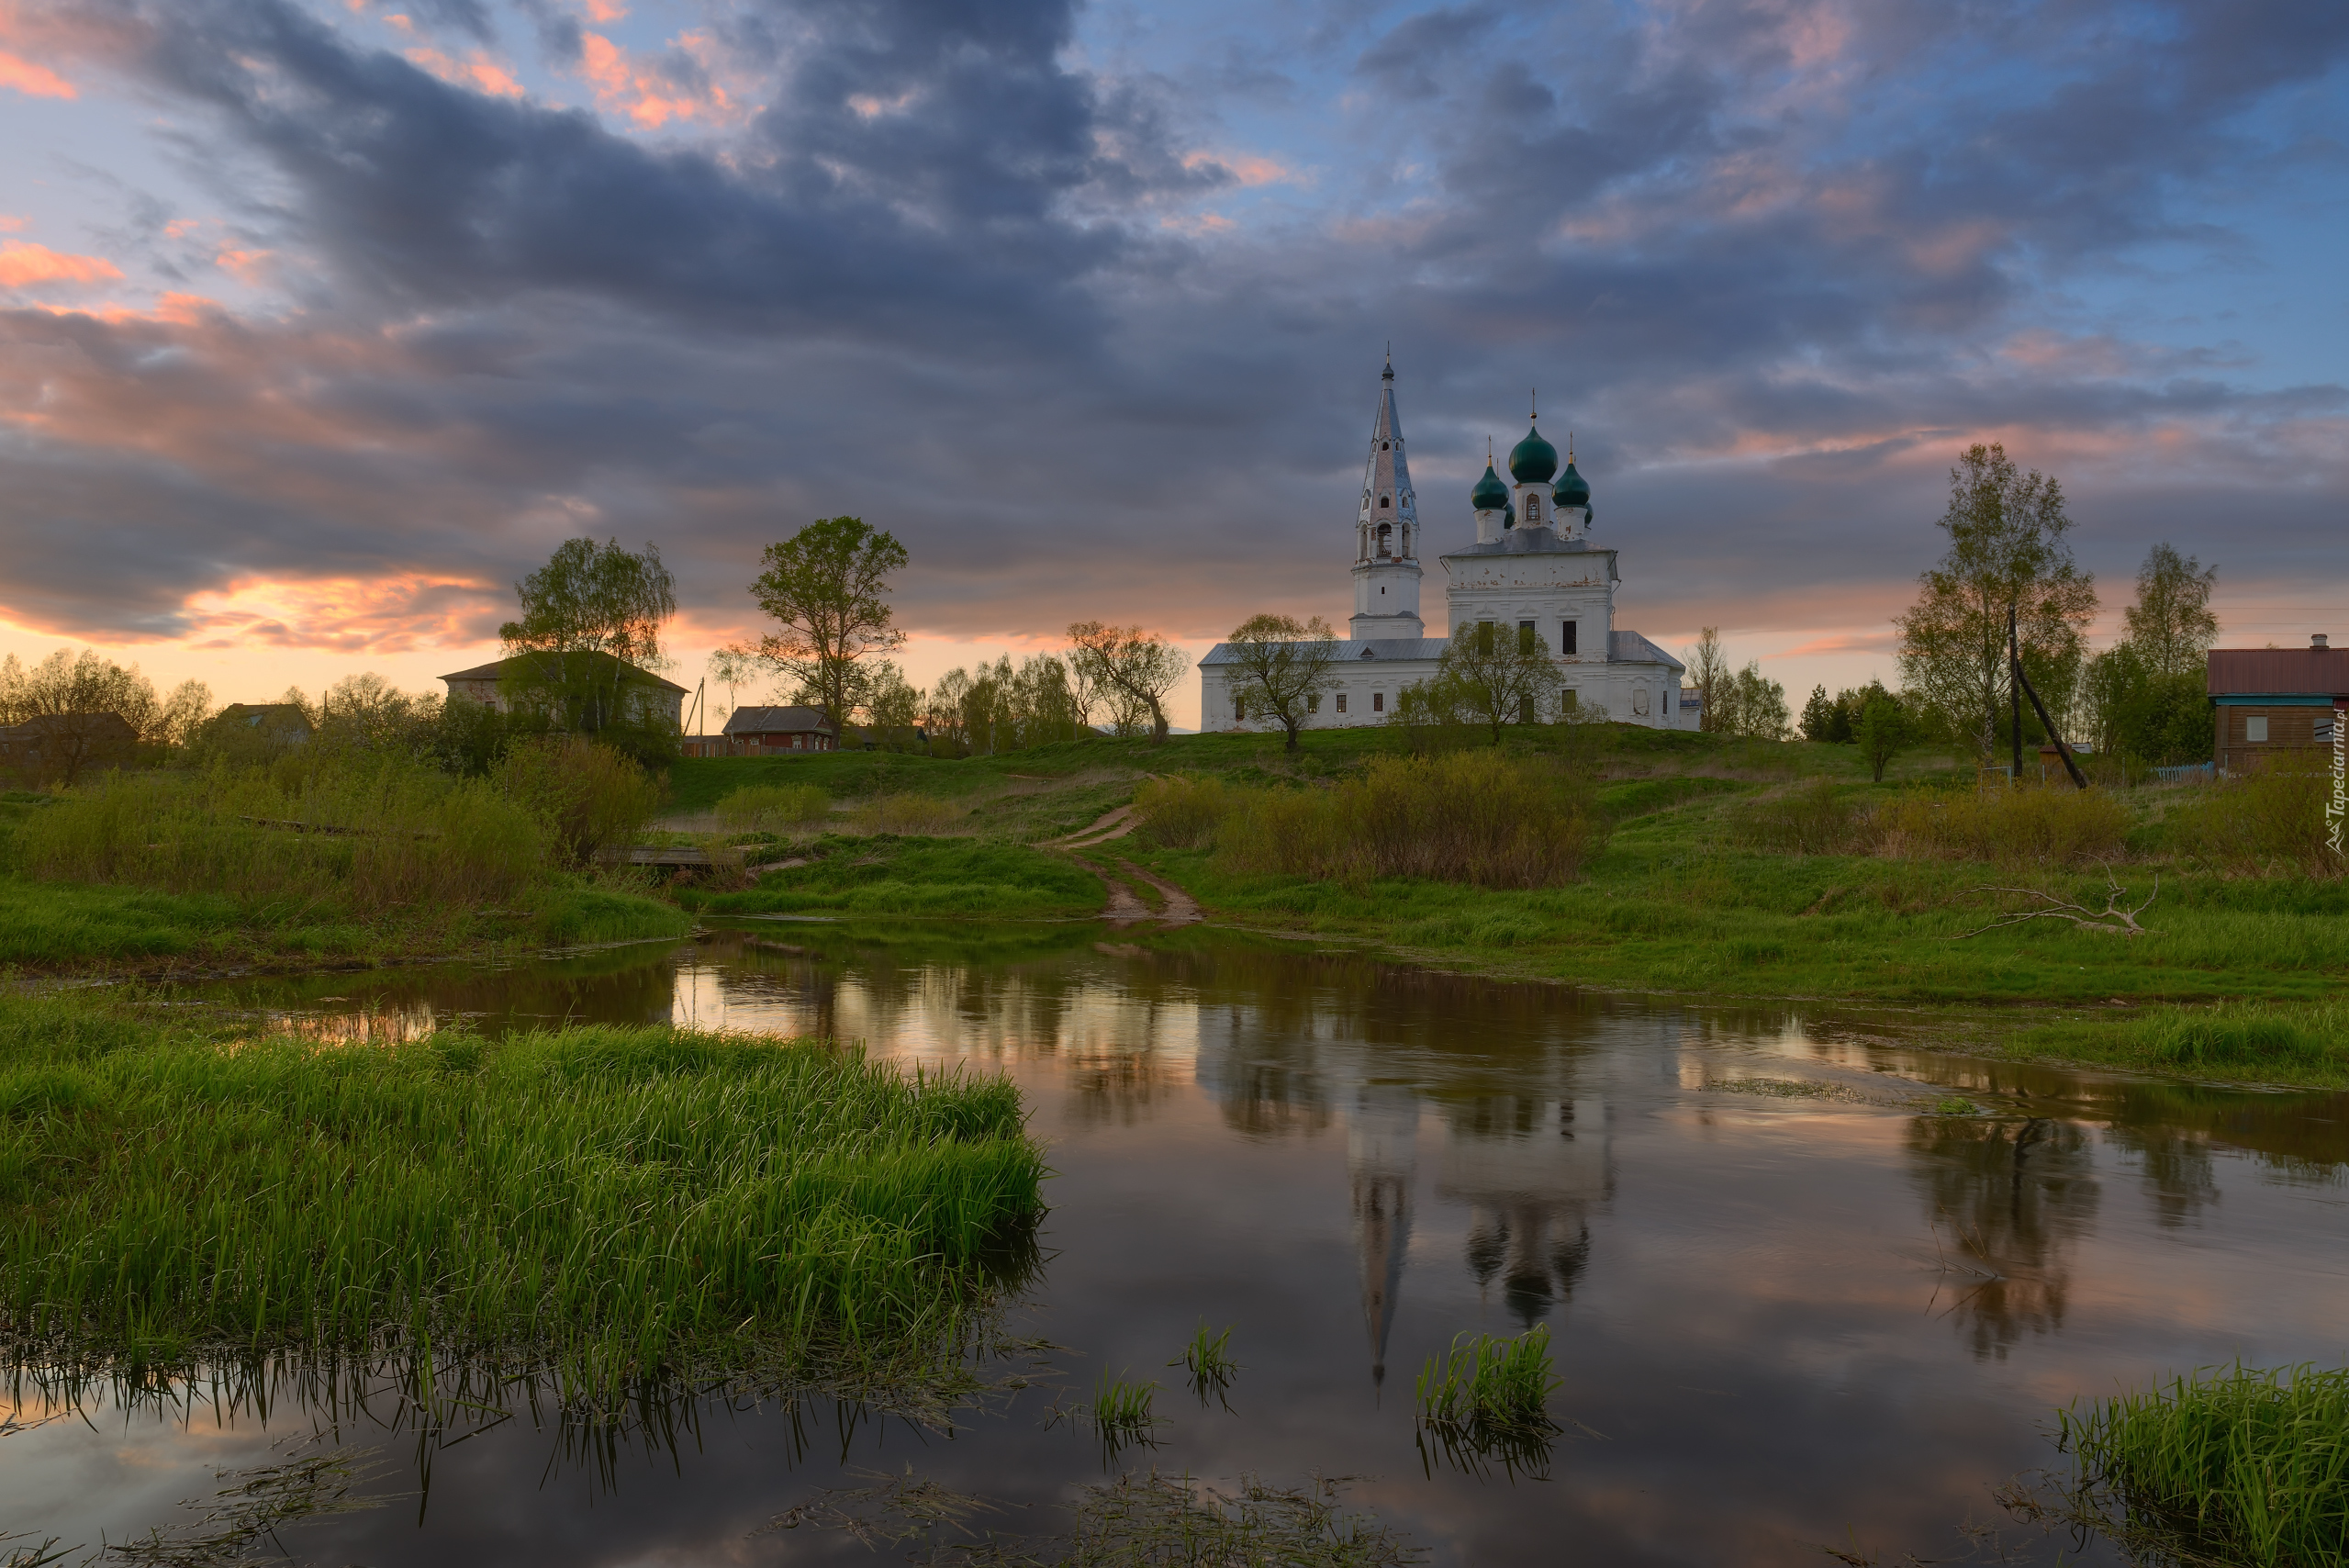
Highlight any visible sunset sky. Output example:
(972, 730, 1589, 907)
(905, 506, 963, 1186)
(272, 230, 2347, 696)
(1, 0, 2343, 730)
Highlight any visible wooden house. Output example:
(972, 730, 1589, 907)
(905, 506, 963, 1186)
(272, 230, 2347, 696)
(2207, 635, 2345, 775)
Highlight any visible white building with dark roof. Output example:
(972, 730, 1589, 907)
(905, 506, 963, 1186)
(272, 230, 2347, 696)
(1201, 359, 1692, 731)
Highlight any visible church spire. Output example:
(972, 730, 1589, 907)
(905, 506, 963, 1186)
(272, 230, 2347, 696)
(1357, 355, 1416, 546)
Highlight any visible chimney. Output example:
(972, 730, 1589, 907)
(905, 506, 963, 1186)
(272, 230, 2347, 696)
(2316, 633, 2332, 650)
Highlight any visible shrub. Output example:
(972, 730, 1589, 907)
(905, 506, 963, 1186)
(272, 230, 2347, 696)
(491, 736, 666, 866)
(1875, 785, 2130, 865)
(714, 783, 830, 832)
(1210, 752, 1605, 890)
(850, 793, 967, 835)
(1131, 774, 1235, 848)
(2163, 767, 2340, 877)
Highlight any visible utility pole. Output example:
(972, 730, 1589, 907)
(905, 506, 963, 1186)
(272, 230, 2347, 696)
(2009, 601, 2023, 782)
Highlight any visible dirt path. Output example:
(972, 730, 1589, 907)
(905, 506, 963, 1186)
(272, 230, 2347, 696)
(1067, 854, 1154, 924)
(1048, 804, 1138, 849)
(1115, 858, 1202, 926)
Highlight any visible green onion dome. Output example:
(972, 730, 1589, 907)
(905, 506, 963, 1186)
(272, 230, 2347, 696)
(1471, 462, 1510, 511)
(1508, 423, 1558, 484)
(1552, 459, 1590, 509)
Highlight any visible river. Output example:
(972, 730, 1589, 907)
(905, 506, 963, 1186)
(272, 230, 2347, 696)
(8, 924, 2345, 1565)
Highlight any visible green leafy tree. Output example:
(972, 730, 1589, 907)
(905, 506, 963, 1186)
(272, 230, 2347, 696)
(1222, 613, 1341, 753)
(748, 517, 909, 734)
(1853, 694, 1916, 782)
(1799, 684, 1850, 743)
(1685, 628, 1733, 734)
(499, 538, 678, 735)
(2121, 543, 2220, 680)
(1068, 621, 1191, 744)
(1896, 443, 2097, 761)
(1727, 663, 1791, 740)
(857, 662, 925, 752)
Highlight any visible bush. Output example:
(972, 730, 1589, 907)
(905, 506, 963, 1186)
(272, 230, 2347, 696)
(2163, 767, 2340, 877)
(714, 783, 829, 831)
(491, 736, 666, 866)
(850, 793, 968, 835)
(1874, 785, 2130, 865)
(14, 755, 544, 913)
(1204, 752, 1605, 890)
(1131, 775, 1236, 848)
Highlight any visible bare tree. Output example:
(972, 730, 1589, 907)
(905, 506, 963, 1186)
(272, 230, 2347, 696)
(1067, 621, 1191, 744)
(1896, 444, 2097, 760)
(1222, 614, 1341, 753)
(748, 516, 909, 734)
(1684, 628, 1732, 734)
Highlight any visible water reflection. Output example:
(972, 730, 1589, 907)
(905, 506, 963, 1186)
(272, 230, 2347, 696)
(1443, 1094, 1611, 1330)
(1907, 1116, 2100, 1361)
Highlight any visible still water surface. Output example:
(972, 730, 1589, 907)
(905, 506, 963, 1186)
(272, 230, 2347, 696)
(11, 926, 2348, 1564)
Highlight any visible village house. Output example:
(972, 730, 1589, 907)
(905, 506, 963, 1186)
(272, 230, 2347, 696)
(0, 711, 138, 786)
(713, 705, 838, 756)
(215, 702, 313, 745)
(2207, 634, 2344, 775)
(439, 655, 687, 731)
(1200, 358, 1692, 732)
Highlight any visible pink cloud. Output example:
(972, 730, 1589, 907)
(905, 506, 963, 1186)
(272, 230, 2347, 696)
(0, 49, 74, 98)
(405, 46, 524, 98)
(576, 31, 730, 129)
(1181, 151, 1303, 188)
(0, 241, 123, 288)
(180, 574, 508, 655)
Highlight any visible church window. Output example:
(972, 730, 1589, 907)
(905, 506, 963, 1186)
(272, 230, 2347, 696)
(1475, 622, 1496, 654)
(1336, 693, 1348, 713)
(1372, 692, 1384, 712)
(1526, 495, 1542, 523)
(1381, 495, 1390, 508)
(1377, 522, 1393, 556)
(1560, 621, 1578, 655)
(1381, 441, 1390, 450)
(1517, 620, 1537, 653)
(1234, 697, 1246, 722)
(1518, 695, 1536, 724)
(1562, 689, 1579, 711)
(1308, 694, 1321, 714)
(1663, 689, 1672, 713)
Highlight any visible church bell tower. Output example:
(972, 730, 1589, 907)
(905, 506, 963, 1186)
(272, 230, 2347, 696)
(1349, 353, 1426, 640)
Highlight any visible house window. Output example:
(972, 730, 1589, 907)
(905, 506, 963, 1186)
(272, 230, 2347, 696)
(1372, 692, 1384, 712)
(1561, 621, 1577, 655)
(1518, 620, 1538, 653)
(1336, 693, 1348, 714)
(2246, 714, 2268, 743)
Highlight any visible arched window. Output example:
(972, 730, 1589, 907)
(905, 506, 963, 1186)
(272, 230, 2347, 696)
(1376, 522, 1393, 556)
(1380, 495, 1390, 508)
(1526, 495, 1542, 523)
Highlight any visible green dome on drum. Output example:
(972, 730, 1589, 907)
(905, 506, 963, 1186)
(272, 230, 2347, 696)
(1471, 462, 1510, 511)
(1508, 423, 1558, 484)
(1552, 459, 1591, 509)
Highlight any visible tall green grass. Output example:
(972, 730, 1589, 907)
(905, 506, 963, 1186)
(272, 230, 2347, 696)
(2163, 767, 2342, 877)
(0, 994, 1044, 1401)
(1415, 1325, 1562, 1475)
(2048, 1363, 2349, 1566)
(1137, 752, 1605, 889)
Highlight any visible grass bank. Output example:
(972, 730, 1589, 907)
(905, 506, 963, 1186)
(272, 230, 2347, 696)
(0, 743, 688, 973)
(681, 834, 1104, 919)
(0, 991, 1044, 1397)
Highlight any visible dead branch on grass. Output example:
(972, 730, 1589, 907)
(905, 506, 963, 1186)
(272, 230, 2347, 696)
(1951, 867, 2157, 939)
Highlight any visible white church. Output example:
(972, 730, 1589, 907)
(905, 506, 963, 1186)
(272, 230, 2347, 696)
(1200, 359, 1692, 731)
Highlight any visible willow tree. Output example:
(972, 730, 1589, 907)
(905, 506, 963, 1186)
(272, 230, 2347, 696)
(1896, 444, 2097, 760)
(748, 517, 908, 734)
(1067, 621, 1191, 744)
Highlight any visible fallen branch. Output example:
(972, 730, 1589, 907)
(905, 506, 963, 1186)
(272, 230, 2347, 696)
(1952, 865, 2157, 938)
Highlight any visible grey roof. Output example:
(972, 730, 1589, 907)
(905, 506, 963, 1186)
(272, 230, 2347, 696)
(1443, 524, 1605, 557)
(1609, 630, 1684, 669)
(724, 704, 834, 735)
(438, 655, 688, 694)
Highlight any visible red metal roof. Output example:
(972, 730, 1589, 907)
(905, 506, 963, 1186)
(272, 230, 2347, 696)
(2206, 647, 2349, 696)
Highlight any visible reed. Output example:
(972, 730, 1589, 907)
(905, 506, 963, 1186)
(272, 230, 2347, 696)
(0, 993, 1045, 1403)
(2044, 1363, 2349, 1567)
(1415, 1325, 1562, 1475)
(1171, 1320, 1238, 1406)
(1872, 785, 2131, 865)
